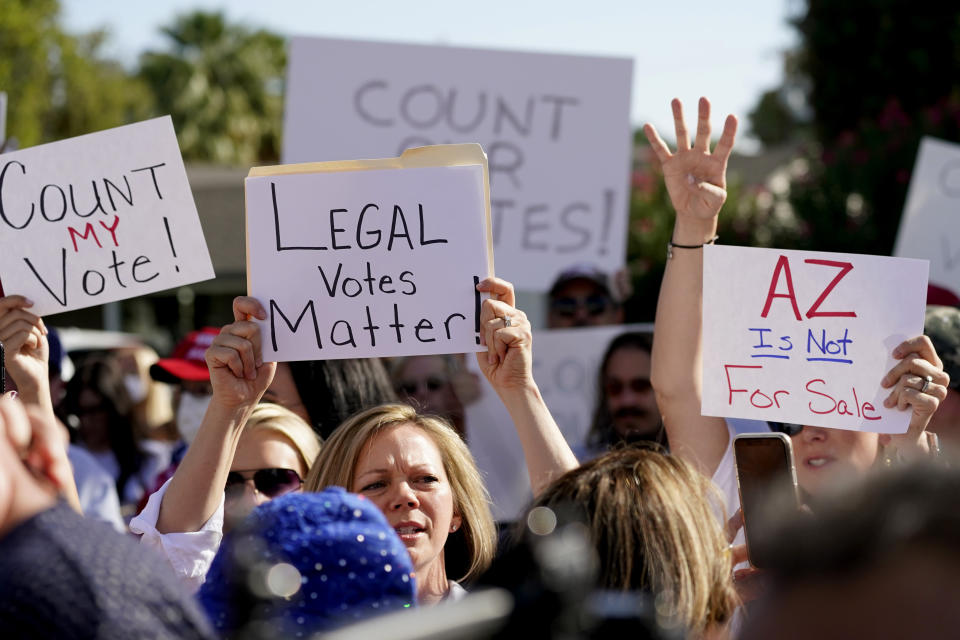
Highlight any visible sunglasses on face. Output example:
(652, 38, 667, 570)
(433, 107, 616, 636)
(224, 468, 303, 499)
(604, 377, 652, 396)
(769, 422, 804, 436)
(550, 295, 612, 318)
(396, 375, 448, 396)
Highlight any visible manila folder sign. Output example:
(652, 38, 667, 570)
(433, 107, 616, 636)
(245, 144, 493, 361)
(702, 245, 928, 433)
(0, 116, 214, 315)
(283, 36, 632, 292)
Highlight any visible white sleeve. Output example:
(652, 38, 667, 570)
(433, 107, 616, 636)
(710, 420, 743, 543)
(711, 418, 770, 552)
(128, 477, 224, 593)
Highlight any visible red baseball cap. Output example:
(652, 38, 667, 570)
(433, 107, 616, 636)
(927, 282, 960, 307)
(149, 327, 219, 383)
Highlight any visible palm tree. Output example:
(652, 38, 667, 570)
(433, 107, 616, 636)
(138, 11, 285, 164)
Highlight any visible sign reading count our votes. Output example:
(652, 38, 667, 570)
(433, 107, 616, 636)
(702, 245, 928, 434)
(245, 144, 493, 362)
(0, 117, 214, 316)
(283, 36, 633, 292)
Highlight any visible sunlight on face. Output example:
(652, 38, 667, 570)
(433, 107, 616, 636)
(791, 426, 880, 494)
(352, 423, 460, 580)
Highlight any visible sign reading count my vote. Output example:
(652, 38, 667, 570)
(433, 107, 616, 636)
(702, 245, 928, 433)
(245, 145, 493, 361)
(283, 37, 632, 291)
(0, 116, 214, 315)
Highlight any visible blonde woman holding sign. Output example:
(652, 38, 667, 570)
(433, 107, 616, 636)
(144, 276, 578, 602)
(644, 97, 948, 528)
(303, 277, 579, 604)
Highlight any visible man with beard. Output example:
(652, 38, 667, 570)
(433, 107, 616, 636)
(578, 332, 664, 461)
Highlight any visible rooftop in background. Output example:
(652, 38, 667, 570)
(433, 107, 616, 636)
(727, 143, 807, 188)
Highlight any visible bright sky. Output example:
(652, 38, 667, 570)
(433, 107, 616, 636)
(61, 0, 798, 151)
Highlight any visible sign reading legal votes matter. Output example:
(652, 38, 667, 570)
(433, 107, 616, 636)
(283, 36, 632, 291)
(702, 245, 928, 433)
(0, 117, 214, 315)
(245, 144, 493, 361)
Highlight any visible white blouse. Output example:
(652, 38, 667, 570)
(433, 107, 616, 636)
(129, 478, 225, 593)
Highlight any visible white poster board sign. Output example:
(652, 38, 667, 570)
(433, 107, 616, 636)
(702, 245, 928, 433)
(0, 117, 214, 315)
(245, 145, 493, 361)
(893, 136, 960, 299)
(283, 36, 633, 292)
(466, 323, 651, 520)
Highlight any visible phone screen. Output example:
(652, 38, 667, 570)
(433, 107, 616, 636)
(734, 435, 797, 568)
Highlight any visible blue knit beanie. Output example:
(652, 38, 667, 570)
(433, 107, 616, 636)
(198, 488, 416, 635)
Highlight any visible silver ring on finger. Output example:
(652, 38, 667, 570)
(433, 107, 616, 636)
(503, 315, 512, 328)
(920, 375, 933, 394)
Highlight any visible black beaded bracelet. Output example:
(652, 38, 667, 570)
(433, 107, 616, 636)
(667, 235, 718, 259)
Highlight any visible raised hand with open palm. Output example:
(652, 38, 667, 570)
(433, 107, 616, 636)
(643, 97, 738, 231)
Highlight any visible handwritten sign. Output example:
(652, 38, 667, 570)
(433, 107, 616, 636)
(283, 36, 632, 292)
(465, 323, 651, 520)
(893, 136, 960, 299)
(0, 117, 214, 315)
(702, 245, 928, 433)
(245, 144, 493, 361)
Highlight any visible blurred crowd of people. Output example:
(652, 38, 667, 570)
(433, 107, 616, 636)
(1, 97, 958, 639)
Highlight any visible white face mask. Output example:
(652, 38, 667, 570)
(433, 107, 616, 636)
(176, 391, 212, 445)
(123, 374, 147, 404)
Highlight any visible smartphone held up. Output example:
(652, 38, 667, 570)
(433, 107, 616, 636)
(734, 432, 800, 568)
